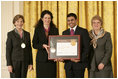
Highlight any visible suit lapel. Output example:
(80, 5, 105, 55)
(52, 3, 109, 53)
(13, 29, 27, 43)
(74, 26, 80, 35)
(23, 30, 27, 43)
(13, 29, 21, 40)
(40, 26, 47, 40)
(48, 26, 52, 35)
(67, 29, 71, 35)
(48, 26, 54, 35)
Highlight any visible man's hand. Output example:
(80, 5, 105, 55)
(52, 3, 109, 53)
(54, 58, 64, 62)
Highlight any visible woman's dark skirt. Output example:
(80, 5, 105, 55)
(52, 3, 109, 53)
(36, 61, 56, 78)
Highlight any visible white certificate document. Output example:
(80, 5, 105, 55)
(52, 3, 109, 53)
(56, 40, 77, 56)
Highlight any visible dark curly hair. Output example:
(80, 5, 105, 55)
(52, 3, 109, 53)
(35, 10, 56, 28)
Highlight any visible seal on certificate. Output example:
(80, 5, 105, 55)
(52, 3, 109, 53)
(50, 47, 56, 53)
(71, 39, 76, 46)
(21, 43, 26, 48)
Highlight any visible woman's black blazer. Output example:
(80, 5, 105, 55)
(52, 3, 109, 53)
(32, 25, 59, 62)
(6, 29, 33, 66)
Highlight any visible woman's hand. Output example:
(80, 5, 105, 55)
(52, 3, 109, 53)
(43, 44, 50, 54)
(98, 63, 104, 70)
(8, 66, 13, 73)
(28, 65, 33, 71)
(71, 59, 80, 63)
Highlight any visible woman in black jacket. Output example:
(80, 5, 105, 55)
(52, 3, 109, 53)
(32, 10, 59, 78)
(6, 14, 33, 78)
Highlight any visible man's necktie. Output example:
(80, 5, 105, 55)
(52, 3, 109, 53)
(70, 29, 74, 35)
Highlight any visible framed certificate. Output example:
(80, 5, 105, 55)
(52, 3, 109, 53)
(48, 35, 80, 60)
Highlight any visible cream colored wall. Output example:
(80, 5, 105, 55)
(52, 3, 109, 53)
(1, 1, 23, 78)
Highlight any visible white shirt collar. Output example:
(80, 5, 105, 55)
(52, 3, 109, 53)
(70, 25, 77, 32)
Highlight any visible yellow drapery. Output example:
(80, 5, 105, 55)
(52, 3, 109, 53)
(23, 1, 117, 78)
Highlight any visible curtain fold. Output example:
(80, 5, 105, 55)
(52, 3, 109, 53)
(23, 1, 117, 78)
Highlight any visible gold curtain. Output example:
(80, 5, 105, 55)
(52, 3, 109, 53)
(23, 1, 117, 78)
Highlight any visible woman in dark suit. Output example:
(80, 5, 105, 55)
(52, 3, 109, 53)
(88, 15, 113, 78)
(6, 14, 33, 78)
(32, 10, 59, 78)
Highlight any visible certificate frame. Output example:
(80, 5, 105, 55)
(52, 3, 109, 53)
(48, 35, 80, 60)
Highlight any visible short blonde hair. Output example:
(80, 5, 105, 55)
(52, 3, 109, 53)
(91, 15, 103, 26)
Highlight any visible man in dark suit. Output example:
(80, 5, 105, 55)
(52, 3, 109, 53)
(62, 13, 90, 78)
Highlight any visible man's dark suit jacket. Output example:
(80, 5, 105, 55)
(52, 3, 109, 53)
(6, 29, 33, 66)
(63, 26, 90, 70)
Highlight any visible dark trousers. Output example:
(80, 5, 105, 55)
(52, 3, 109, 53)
(10, 61, 28, 78)
(65, 68, 85, 78)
